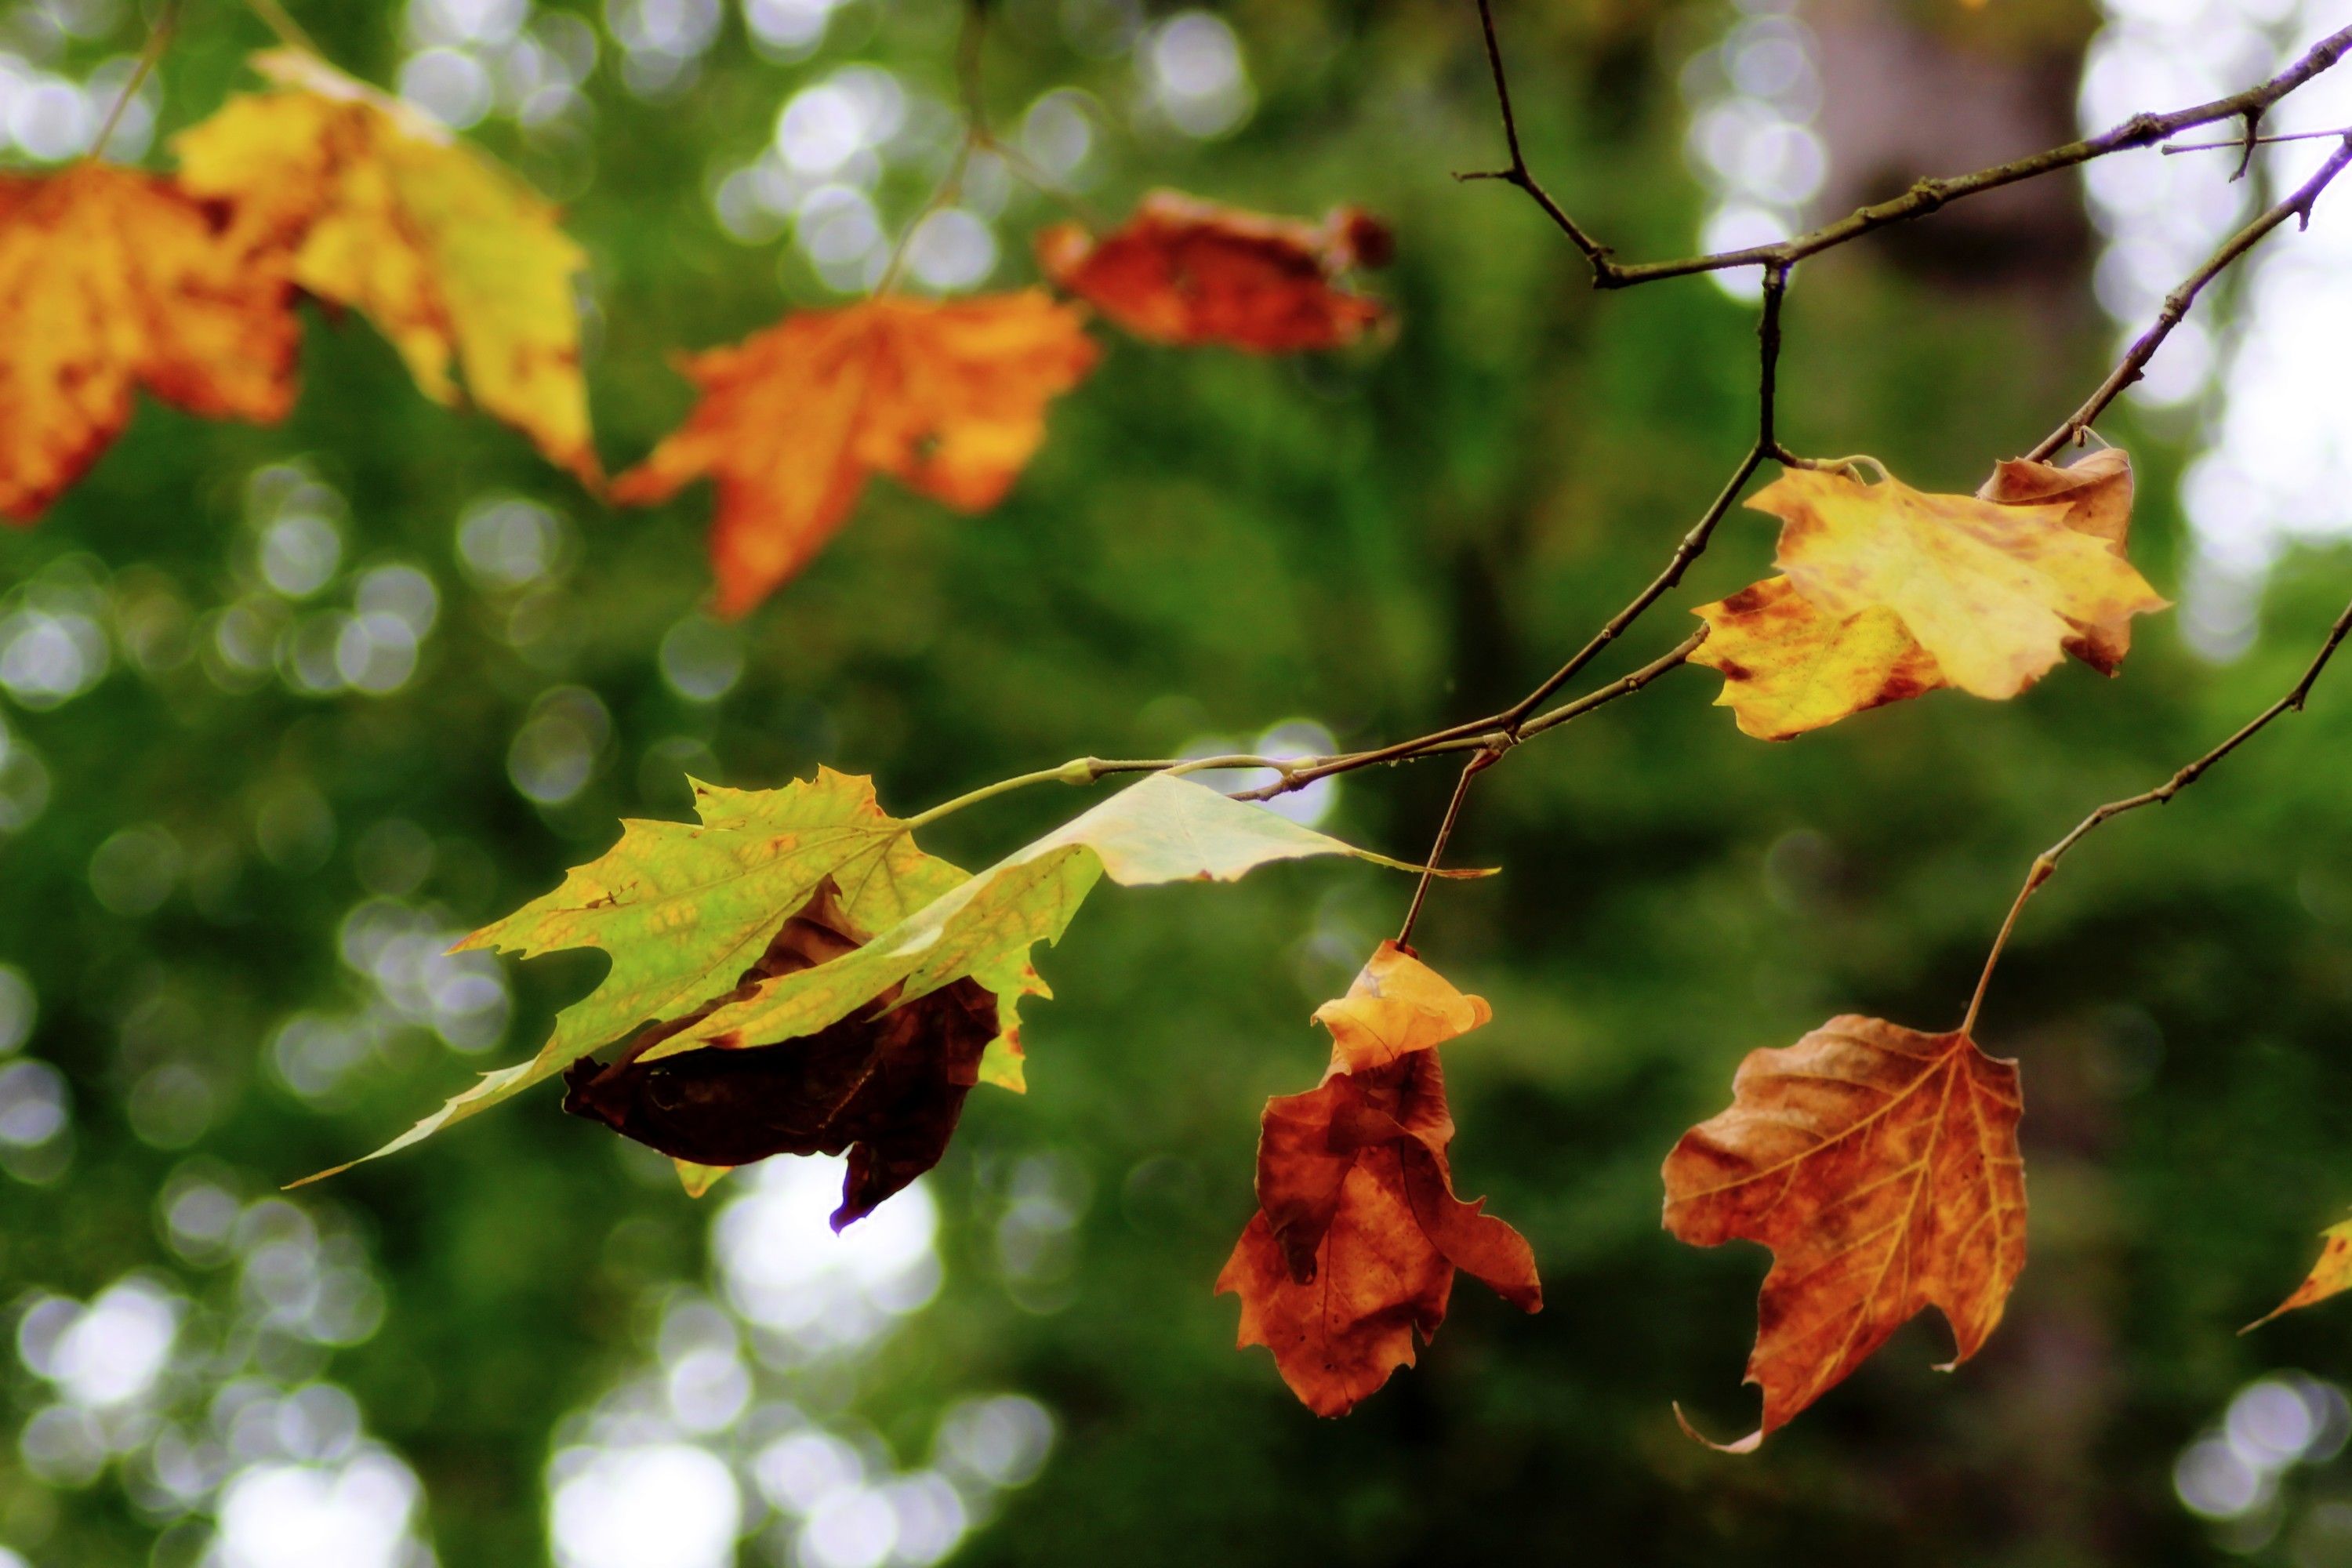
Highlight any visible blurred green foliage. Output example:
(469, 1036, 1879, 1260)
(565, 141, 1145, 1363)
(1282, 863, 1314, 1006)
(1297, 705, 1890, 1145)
(6, 2, 2352, 1566)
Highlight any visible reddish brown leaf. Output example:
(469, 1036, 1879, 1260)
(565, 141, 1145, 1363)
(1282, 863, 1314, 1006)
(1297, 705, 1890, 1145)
(1661, 1015, 2026, 1450)
(612, 291, 1097, 615)
(561, 881, 997, 1229)
(1037, 191, 1390, 353)
(0, 165, 298, 521)
(1218, 943, 1540, 1416)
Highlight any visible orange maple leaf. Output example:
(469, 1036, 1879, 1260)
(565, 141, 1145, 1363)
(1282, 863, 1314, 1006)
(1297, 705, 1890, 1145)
(1662, 1015, 2027, 1450)
(612, 290, 1098, 616)
(0, 165, 298, 521)
(1036, 191, 1391, 353)
(1218, 942, 1541, 1416)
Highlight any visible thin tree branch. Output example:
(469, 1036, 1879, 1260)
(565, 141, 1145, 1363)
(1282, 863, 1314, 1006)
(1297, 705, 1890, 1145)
(1454, 0, 1613, 269)
(1496, 264, 1791, 729)
(2026, 135, 2352, 461)
(1963, 590, 2352, 1031)
(907, 626, 1709, 834)
(1240, 626, 1711, 800)
(1459, 5, 2352, 290)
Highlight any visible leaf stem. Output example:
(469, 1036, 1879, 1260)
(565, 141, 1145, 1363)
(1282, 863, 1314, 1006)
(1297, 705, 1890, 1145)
(873, 0, 992, 296)
(901, 756, 1107, 829)
(1962, 590, 2352, 1033)
(1396, 746, 1501, 952)
(87, 0, 180, 164)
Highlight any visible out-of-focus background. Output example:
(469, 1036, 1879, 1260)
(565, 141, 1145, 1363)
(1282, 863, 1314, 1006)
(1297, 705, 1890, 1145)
(5, 0, 2352, 1563)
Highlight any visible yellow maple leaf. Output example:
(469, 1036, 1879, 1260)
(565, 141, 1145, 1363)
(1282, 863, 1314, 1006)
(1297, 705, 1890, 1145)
(612, 291, 1099, 617)
(0, 165, 299, 520)
(1691, 450, 2165, 739)
(173, 49, 597, 483)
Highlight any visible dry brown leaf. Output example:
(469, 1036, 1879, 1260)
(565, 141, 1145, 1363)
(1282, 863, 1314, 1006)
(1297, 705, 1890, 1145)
(0, 165, 298, 520)
(1218, 942, 1540, 1416)
(1036, 191, 1390, 353)
(612, 291, 1098, 616)
(1661, 1014, 2026, 1450)
(561, 881, 998, 1230)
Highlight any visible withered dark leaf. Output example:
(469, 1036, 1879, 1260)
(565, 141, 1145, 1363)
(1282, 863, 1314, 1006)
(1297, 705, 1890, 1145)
(1218, 944, 1540, 1416)
(559, 882, 998, 1229)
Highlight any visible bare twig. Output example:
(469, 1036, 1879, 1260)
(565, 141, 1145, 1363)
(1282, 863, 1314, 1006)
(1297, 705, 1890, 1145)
(1459, 3, 2352, 290)
(1454, 0, 1613, 267)
(88, 0, 180, 161)
(1496, 265, 1791, 729)
(2027, 135, 2352, 460)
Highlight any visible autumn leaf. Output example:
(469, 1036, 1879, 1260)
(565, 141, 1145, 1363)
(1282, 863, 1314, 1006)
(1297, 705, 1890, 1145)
(1217, 942, 1540, 1416)
(1661, 1014, 2026, 1450)
(563, 882, 1000, 1229)
(1036, 191, 1392, 353)
(0, 165, 298, 521)
(296, 767, 971, 1184)
(2246, 1218, 2352, 1330)
(1690, 450, 2164, 739)
(308, 771, 1457, 1189)
(612, 291, 1098, 616)
(174, 50, 597, 482)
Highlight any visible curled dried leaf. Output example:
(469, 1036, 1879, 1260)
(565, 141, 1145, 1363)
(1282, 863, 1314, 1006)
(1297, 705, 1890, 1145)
(564, 887, 999, 1229)
(1218, 943, 1540, 1416)
(1038, 191, 1390, 353)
